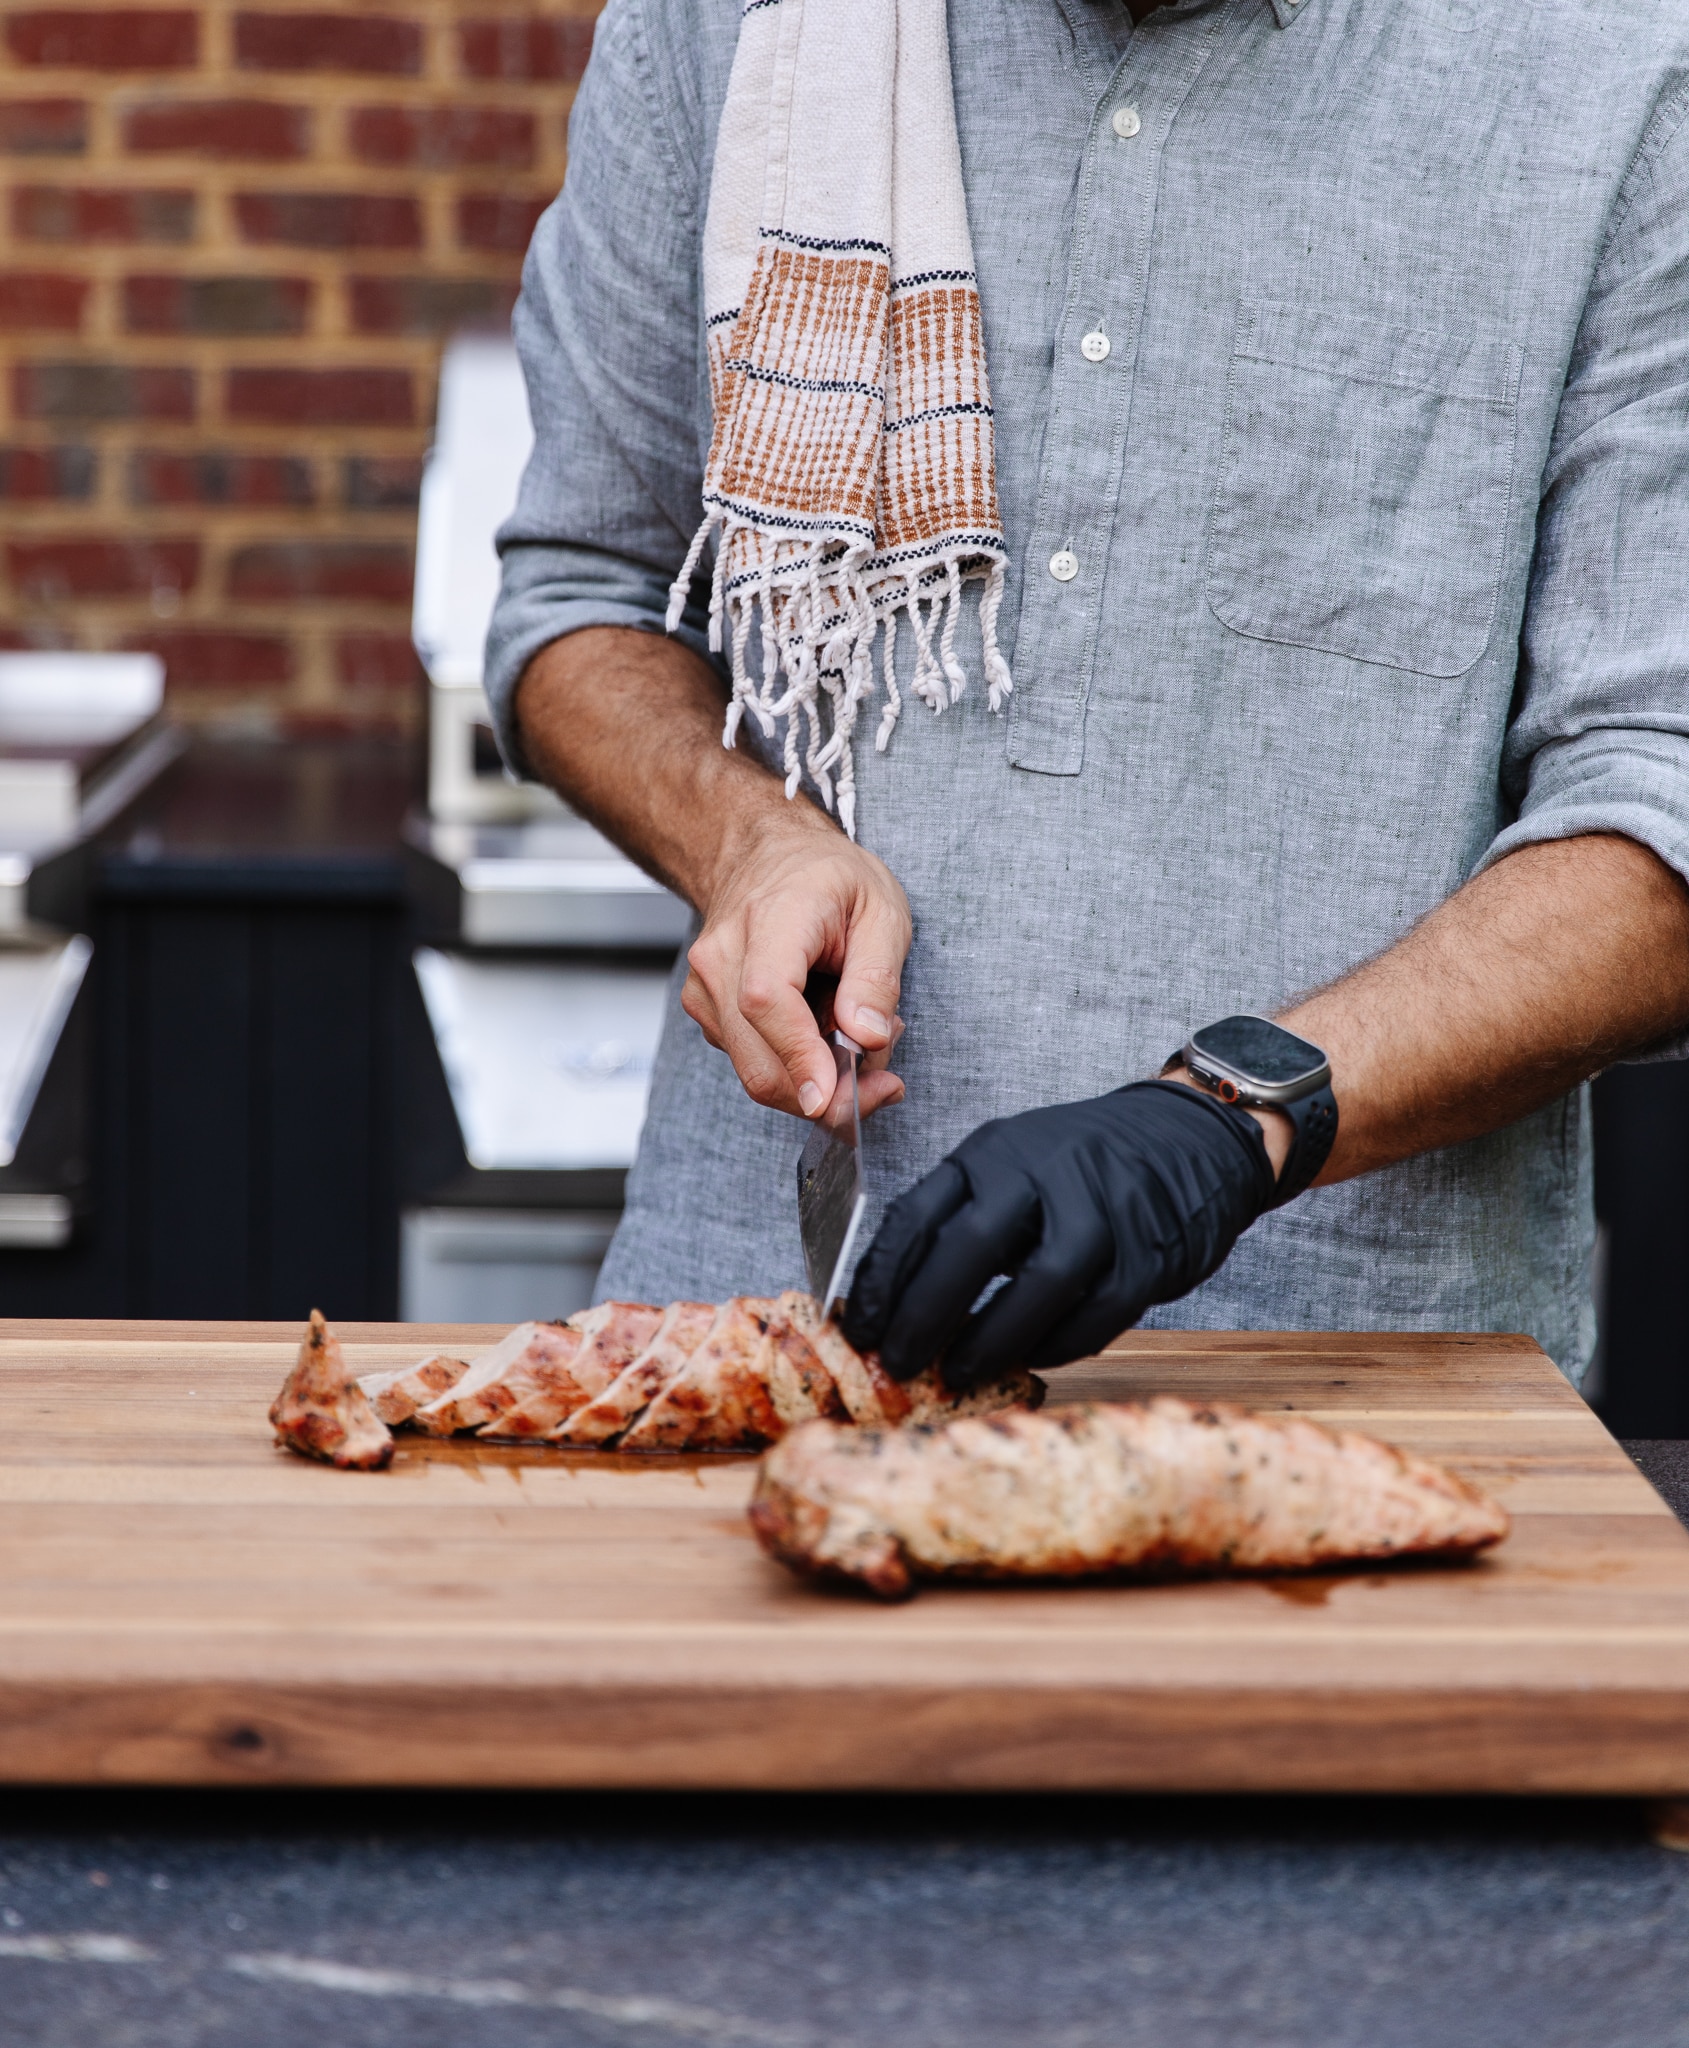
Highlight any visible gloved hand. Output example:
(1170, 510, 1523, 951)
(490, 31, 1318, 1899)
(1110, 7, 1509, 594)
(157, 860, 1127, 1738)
(842, 1079, 1278, 1389)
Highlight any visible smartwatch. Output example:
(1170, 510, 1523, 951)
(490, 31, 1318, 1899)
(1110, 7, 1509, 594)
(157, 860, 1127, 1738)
(1163, 1014, 1337, 1207)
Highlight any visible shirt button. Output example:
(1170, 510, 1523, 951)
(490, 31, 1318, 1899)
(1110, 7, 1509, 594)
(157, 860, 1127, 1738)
(1049, 549, 1079, 583)
(1111, 104, 1142, 140)
(1080, 329, 1111, 363)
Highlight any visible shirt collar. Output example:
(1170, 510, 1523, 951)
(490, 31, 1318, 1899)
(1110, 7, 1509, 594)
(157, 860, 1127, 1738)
(1267, 0, 1312, 24)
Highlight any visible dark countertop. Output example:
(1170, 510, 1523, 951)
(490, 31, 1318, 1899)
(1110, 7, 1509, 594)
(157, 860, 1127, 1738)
(0, 1790, 1682, 2048)
(0, 1438, 1682, 2048)
(1627, 1440, 1689, 1523)
(95, 734, 419, 902)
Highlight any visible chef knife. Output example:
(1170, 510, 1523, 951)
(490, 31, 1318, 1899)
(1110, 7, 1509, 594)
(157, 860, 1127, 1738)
(797, 1030, 866, 1320)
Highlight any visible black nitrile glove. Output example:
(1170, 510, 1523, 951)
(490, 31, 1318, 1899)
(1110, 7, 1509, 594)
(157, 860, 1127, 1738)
(842, 1080, 1277, 1390)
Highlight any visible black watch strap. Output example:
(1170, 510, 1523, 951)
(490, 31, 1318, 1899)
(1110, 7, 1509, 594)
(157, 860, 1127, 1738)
(1267, 1081, 1338, 1207)
(1160, 1053, 1339, 1209)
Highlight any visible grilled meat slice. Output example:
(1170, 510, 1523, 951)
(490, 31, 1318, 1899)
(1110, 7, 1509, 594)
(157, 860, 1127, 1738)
(750, 1399, 1510, 1598)
(412, 1320, 583, 1436)
(783, 1296, 905, 1423)
(270, 1310, 394, 1471)
(486, 1301, 665, 1439)
(901, 1364, 1047, 1425)
(759, 1291, 851, 1430)
(621, 1297, 780, 1450)
(358, 1353, 467, 1428)
(778, 1290, 1042, 1425)
(554, 1300, 716, 1446)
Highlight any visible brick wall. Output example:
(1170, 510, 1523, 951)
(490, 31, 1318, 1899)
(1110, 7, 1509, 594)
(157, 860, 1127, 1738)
(0, 0, 598, 735)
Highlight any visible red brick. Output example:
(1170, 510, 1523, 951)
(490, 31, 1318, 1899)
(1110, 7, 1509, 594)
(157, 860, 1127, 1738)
(342, 454, 421, 509)
(6, 9, 198, 68)
(458, 16, 592, 81)
(335, 629, 422, 688)
(8, 536, 199, 599)
(0, 270, 87, 330)
(227, 540, 412, 604)
(0, 98, 86, 153)
(456, 191, 548, 254)
(122, 97, 310, 159)
(234, 11, 421, 74)
(123, 272, 311, 335)
(12, 184, 194, 241)
(129, 448, 314, 507)
(226, 365, 412, 427)
(0, 443, 94, 499)
(233, 189, 418, 249)
(346, 272, 515, 335)
(125, 627, 294, 685)
(348, 103, 533, 169)
(13, 360, 195, 421)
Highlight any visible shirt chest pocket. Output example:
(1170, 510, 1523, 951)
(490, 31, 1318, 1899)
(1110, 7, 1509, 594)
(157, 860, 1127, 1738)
(1205, 300, 1524, 679)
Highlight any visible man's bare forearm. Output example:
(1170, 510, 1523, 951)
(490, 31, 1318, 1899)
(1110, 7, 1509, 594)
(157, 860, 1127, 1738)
(513, 626, 913, 1120)
(513, 625, 834, 910)
(1277, 833, 1689, 1184)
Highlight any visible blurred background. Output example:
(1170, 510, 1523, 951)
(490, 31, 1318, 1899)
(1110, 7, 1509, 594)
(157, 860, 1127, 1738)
(0, 0, 1682, 1438)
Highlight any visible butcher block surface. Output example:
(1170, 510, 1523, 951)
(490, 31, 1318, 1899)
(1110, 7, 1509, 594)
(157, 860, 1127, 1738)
(0, 1320, 1684, 1793)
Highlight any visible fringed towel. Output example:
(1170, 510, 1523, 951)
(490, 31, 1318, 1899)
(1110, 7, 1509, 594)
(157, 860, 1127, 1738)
(665, 0, 1010, 838)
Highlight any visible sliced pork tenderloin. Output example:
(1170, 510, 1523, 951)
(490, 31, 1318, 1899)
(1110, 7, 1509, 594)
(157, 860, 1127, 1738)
(484, 1301, 664, 1439)
(553, 1300, 716, 1446)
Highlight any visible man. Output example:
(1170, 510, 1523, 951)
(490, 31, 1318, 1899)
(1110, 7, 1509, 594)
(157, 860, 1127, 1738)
(488, 0, 1689, 1390)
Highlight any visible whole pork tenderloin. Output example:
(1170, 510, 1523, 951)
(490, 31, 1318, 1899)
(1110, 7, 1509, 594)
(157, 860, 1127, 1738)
(749, 1399, 1509, 1598)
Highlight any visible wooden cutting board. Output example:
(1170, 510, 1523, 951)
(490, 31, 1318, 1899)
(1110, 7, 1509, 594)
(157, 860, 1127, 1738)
(0, 1318, 1684, 1793)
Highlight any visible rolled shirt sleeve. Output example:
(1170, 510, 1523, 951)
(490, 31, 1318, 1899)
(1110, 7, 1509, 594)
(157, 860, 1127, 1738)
(483, 0, 718, 780)
(1488, 88, 1689, 901)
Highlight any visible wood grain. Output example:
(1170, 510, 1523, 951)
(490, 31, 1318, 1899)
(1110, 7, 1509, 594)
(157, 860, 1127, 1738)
(0, 1319, 1682, 1791)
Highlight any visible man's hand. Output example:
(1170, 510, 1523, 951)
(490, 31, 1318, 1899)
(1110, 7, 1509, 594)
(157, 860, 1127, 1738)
(842, 1081, 1275, 1387)
(682, 809, 909, 1118)
(513, 624, 912, 1120)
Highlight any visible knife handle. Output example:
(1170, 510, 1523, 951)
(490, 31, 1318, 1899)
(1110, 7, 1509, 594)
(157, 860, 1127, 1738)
(803, 969, 840, 1034)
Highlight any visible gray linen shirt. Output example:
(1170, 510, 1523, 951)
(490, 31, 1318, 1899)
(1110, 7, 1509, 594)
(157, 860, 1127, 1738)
(487, 0, 1689, 1378)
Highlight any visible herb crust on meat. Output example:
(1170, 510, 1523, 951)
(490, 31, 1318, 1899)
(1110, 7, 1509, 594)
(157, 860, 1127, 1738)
(749, 1399, 1510, 1598)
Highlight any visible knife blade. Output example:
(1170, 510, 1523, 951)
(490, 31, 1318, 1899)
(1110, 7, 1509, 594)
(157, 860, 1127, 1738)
(796, 1030, 866, 1319)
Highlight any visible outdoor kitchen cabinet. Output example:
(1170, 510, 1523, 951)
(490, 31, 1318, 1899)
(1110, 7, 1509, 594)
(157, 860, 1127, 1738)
(0, 735, 413, 1321)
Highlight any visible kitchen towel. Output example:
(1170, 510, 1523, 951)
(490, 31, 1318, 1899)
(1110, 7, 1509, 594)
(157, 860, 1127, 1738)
(666, 0, 1010, 836)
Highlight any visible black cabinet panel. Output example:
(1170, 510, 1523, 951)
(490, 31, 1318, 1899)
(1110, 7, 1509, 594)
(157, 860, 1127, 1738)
(1593, 1065, 1689, 1436)
(106, 900, 402, 1321)
(130, 905, 254, 1316)
(257, 908, 398, 1321)
(0, 738, 413, 1322)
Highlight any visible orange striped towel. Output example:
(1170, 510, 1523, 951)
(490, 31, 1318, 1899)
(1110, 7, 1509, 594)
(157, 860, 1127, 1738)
(666, 0, 1010, 838)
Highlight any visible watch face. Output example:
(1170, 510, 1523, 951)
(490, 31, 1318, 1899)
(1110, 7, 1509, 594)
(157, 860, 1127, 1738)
(1189, 1015, 1326, 1088)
